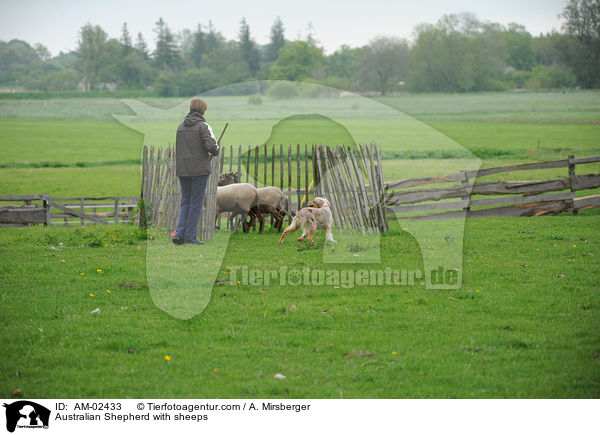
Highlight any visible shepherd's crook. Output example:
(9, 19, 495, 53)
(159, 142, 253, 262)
(217, 122, 228, 145)
(210, 122, 228, 160)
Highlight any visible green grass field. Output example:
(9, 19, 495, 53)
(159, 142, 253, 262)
(0, 218, 598, 398)
(1, 90, 599, 398)
(1, 91, 600, 196)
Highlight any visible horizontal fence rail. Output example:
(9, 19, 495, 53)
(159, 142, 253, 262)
(385, 154, 600, 220)
(0, 195, 139, 227)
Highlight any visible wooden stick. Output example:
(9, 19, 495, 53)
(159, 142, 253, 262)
(288, 144, 292, 210)
(341, 145, 367, 234)
(280, 144, 284, 190)
(374, 142, 388, 232)
(264, 143, 268, 186)
(305, 144, 310, 205)
(297, 144, 301, 213)
(349, 145, 372, 233)
(254, 146, 259, 186)
(271, 144, 275, 187)
(217, 122, 229, 145)
(246, 145, 251, 183)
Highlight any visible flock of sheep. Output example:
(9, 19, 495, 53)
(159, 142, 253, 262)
(215, 171, 290, 234)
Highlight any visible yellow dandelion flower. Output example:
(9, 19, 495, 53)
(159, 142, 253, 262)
(476, 289, 480, 293)
(89, 293, 94, 297)
(106, 290, 111, 294)
(392, 351, 397, 355)
(164, 355, 171, 361)
(97, 269, 102, 273)
(573, 244, 576, 247)
(237, 281, 241, 284)
(80, 273, 85, 276)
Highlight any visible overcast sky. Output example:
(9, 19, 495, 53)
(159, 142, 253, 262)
(0, 0, 567, 56)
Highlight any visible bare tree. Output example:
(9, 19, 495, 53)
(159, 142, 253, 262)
(359, 36, 410, 95)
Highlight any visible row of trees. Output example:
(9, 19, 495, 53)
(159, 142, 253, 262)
(1, 0, 599, 95)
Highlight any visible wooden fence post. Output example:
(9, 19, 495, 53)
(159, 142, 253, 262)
(280, 144, 284, 191)
(219, 144, 225, 175)
(254, 146, 259, 186)
(139, 146, 148, 228)
(374, 142, 388, 232)
(264, 143, 268, 186)
(568, 154, 577, 215)
(79, 198, 85, 226)
(287, 144, 292, 209)
(246, 145, 251, 183)
(296, 144, 301, 212)
(43, 194, 51, 226)
(271, 144, 275, 187)
(320, 145, 343, 231)
(350, 145, 372, 233)
(312, 145, 320, 197)
(114, 198, 119, 224)
(305, 144, 310, 205)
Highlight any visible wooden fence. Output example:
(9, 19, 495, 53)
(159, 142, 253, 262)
(140, 145, 220, 240)
(0, 195, 138, 227)
(385, 155, 600, 220)
(141, 142, 387, 238)
(313, 144, 387, 233)
(4, 154, 598, 228)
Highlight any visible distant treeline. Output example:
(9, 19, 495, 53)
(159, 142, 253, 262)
(1, 0, 599, 96)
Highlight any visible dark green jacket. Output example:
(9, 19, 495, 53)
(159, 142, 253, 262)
(175, 111, 220, 176)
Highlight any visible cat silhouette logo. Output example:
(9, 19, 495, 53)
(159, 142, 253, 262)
(3, 401, 50, 432)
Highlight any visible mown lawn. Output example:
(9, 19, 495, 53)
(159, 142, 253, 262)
(0, 216, 598, 398)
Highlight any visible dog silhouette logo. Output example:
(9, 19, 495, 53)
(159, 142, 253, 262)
(3, 401, 50, 432)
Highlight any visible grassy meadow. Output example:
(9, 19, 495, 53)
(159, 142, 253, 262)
(0, 90, 599, 398)
(1, 91, 600, 196)
(0, 218, 598, 398)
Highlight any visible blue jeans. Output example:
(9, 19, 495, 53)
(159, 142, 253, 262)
(175, 175, 209, 243)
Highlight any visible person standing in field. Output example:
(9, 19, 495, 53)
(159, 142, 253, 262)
(172, 98, 219, 245)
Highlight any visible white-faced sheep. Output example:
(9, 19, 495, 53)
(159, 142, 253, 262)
(217, 175, 290, 232)
(215, 183, 259, 231)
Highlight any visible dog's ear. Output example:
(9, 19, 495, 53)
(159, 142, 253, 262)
(313, 197, 325, 208)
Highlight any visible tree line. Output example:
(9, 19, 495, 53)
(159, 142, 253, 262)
(0, 0, 598, 96)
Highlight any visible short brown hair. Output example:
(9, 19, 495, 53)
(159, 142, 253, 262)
(190, 98, 207, 114)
